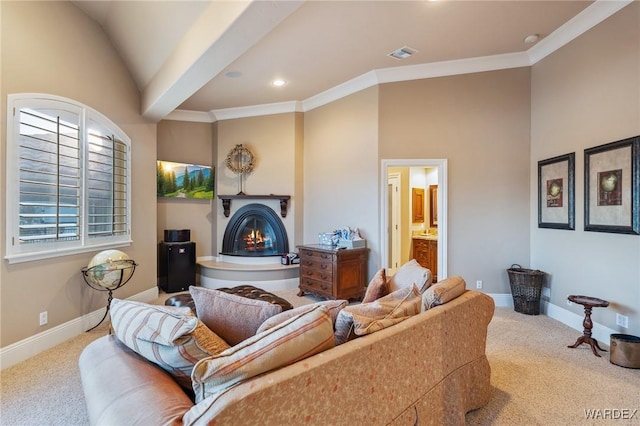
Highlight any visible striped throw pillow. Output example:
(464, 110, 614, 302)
(191, 304, 335, 403)
(256, 299, 348, 334)
(110, 298, 230, 389)
(334, 284, 422, 345)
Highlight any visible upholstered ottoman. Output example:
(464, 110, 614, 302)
(165, 285, 293, 315)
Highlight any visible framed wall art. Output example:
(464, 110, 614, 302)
(157, 161, 214, 199)
(538, 152, 575, 230)
(584, 136, 639, 234)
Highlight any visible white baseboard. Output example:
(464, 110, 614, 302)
(0, 286, 159, 370)
(487, 293, 617, 346)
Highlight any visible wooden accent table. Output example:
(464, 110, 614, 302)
(567, 295, 609, 357)
(297, 244, 368, 301)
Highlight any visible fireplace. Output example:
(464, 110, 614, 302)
(221, 204, 289, 257)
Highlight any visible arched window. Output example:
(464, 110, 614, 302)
(5, 94, 132, 263)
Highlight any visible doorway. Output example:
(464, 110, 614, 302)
(380, 159, 448, 280)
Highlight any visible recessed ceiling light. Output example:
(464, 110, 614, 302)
(387, 46, 418, 61)
(524, 34, 540, 44)
(272, 79, 286, 87)
(225, 70, 242, 78)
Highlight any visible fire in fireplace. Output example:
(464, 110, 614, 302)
(221, 204, 289, 257)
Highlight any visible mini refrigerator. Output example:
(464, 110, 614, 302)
(158, 241, 196, 293)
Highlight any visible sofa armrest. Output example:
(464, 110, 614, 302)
(79, 335, 194, 426)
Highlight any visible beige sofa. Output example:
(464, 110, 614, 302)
(79, 290, 494, 425)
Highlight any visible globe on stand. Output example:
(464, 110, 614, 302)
(82, 249, 137, 332)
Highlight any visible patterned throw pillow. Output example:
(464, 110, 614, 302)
(190, 286, 282, 346)
(191, 305, 334, 403)
(387, 259, 432, 293)
(110, 298, 230, 389)
(422, 276, 467, 310)
(334, 284, 422, 345)
(256, 299, 348, 333)
(361, 268, 388, 303)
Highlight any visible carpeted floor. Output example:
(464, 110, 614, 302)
(1, 291, 638, 425)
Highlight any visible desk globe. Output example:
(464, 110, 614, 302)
(82, 249, 137, 331)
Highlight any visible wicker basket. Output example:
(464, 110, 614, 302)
(507, 264, 546, 315)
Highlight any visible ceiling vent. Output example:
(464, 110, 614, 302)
(387, 46, 418, 60)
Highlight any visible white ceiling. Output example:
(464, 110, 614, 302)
(72, 0, 633, 122)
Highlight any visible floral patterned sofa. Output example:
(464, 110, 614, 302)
(79, 284, 494, 425)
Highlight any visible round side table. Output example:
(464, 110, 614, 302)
(567, 295, 609, 357)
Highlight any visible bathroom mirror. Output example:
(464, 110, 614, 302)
(429, 185, 438, 227)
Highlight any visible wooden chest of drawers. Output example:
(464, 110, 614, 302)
(297, 244, 368, 301)
(412, 238, 437, 282)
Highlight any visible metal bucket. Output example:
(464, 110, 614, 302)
(610, 334, 640, 369)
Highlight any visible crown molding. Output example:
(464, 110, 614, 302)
(210, 101, 303, 122)
(527, 0, 633, 64)
(166, 0, 633, 123)
(164, 109, 215, 123)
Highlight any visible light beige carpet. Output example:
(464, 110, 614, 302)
(1, 292, 638, 426)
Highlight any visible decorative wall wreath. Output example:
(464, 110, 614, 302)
(225, 144, 255, 175)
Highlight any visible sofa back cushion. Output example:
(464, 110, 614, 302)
(422, 276, 467, 310)
(191, 304, 334, 403)
(190, 286, 282, 346)
(388, 259, 432, 293)
(110, 298, 230, 389)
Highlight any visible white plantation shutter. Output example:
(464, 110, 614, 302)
(6, 94, 131, 263)
(86, 122, 128, 239)
(18, 107, 82, 244)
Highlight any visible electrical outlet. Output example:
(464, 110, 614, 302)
(39, 311, 48, 326)
(476, 280, 482, 289)
(616, 314, 628, 328)
(542, 287, 550, 298)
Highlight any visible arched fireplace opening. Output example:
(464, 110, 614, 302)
(221, 204, 289, 257)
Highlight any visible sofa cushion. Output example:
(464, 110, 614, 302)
(422, 276, 467, 309)
(190, 286, 282, 346)
(109, 298, 230, 389)
(334, 284, 422, 345)
(387, 259, 432, 293)
(256, 299, 348, 334)
(361, 268, 388, 303)
(191, 304, 334, 403)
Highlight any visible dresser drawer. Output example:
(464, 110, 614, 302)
(299, 265, 332, 283)
(299, 277, 333, 298)
(299, 248, 335, 263)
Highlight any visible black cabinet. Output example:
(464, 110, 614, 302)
(158, 242, 196, 293)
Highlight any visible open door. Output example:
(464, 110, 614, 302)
(387, 172, 401, 275)
(381, 159, 448, 280)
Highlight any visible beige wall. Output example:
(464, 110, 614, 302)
(531, 3, 640, 332)
(379, 68, 532, 294)
(303, 87, 380, 277)
(157, 120, 215, 257)
(1, 2, 157, 346)
(215, 113, 301, 253)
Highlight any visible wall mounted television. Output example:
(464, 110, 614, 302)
(157, 160, 214, 200)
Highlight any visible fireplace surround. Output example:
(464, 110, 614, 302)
(220, 203, 289, 257)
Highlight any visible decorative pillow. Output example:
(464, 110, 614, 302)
(361, 268, 388, 303)
(334, 284, 422, 345)
(110, 298, 230, 389)
(190, 286, 282, 346)
(387, 259, 432, 293)
(191, 305, 334, 403)
(422, 276, 467, 310)
(256, 299, 348, 334)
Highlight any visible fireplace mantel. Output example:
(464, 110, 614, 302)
(217, 194, 291, 218)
